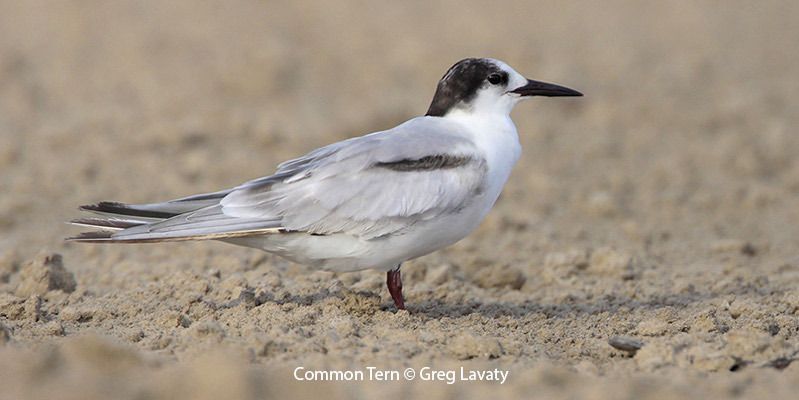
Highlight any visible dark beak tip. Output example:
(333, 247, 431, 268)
(555, 87, 583, 97)
(514, 78, 583, 98)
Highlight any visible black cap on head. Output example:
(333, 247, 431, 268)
(426, 58, 582, 117)
(426, 58, 507, 117)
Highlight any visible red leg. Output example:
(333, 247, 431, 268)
(386, 265, 405, 310)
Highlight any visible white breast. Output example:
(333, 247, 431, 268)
(447, 110, 522, 217)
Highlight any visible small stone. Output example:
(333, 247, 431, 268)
(766, 322, 781, 336)
(608, 335, 644, 353)
(14, 253, 76, 297)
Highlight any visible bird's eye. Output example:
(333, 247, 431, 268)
(487, 73, 502, 85)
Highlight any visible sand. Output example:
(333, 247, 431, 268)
(2, 1, 799, 399)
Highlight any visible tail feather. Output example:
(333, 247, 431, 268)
(80, 201, 179, 219)
(69, 217, 143, 230)
(67, 190, 281, 243)
(70, 200, 182, 243)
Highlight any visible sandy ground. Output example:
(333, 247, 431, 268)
(2, 1, 799, 399)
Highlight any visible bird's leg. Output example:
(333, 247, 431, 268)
(386, 264, 405, 310)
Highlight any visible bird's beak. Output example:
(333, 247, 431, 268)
(510, 79, 583, 97)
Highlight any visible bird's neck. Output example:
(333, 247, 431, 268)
(442, 110, 521, 164)
(443, 109, 516, 135)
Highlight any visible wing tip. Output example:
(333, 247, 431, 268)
(79, 201, 123, 212)
(65, 231, 114, 242)
(78, 201, 176, 219)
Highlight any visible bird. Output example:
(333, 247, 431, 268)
(68, 58, 582, 310)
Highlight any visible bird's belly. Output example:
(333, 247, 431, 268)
(225, 193, 495, 273)
(367, 186, 504, 265)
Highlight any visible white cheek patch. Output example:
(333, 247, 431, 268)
(506, 73, 529, 94)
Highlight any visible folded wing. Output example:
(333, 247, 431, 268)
(71, 117, 486, 242)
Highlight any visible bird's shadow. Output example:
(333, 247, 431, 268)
(245, 286, 749, 321)
(405, 292, 712, 319)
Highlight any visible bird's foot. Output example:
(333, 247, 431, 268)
(386, 266, 405, 310)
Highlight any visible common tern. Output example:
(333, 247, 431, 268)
(68, 58, 582, 310)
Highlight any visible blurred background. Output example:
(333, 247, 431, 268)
(2, 1, 798, 254)
(1, 1, 799, 399)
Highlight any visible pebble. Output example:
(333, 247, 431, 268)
(608, 335, 644, 354)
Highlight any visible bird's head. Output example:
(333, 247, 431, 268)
(426, 58, 582, 118)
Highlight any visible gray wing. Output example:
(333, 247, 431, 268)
(221, 117, 487, 238)
(105, 117, 487, 241)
